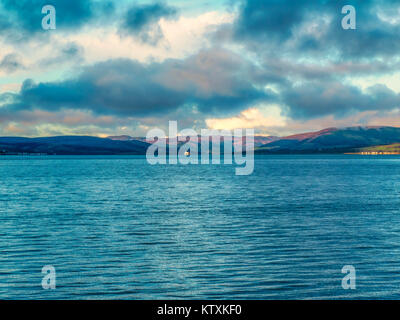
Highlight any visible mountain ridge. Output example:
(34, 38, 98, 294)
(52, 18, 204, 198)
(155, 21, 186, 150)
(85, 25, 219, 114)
(1, 126, 400, 155)
(256, 126, 400, 153)
(0, 136, 150, 155)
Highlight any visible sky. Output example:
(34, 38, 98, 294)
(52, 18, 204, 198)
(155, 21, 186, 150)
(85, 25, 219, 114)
(0, 0, 400, 137)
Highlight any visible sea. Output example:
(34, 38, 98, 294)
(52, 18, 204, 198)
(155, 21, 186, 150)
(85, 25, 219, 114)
(1, 155, 400, 299)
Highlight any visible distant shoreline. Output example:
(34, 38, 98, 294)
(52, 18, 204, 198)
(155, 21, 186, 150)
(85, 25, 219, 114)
(2, 126, 400, 156)
(345, 152, 400, 155)
(2, 152, 400, 157)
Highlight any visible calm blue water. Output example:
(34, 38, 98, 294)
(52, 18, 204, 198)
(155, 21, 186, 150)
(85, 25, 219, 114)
(1, 155, 400, 300)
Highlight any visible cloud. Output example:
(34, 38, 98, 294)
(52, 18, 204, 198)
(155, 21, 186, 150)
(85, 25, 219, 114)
(0, 48, 275, 119)
(121, 2, 178, 44)
(59, 10, 234, 64)
(1, 0, 400, 137)
(38, 42, 84, 67)
(212, 0, 400, 122)
(282, 81, 400, 119)
(233, 0, 400, 59)
(259, 59, 399, 82)
(206, 105, 286, 131)
(0, 53, 24, 73)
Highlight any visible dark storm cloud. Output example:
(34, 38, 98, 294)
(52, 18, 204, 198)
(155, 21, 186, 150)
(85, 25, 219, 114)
(121, 2, 178, 44)
(123, 2, 177, 32)
(282, 82, 400, 119)
(234, 0, 400, 59)
(0, 48, 276, 118)
(224, 0, 400, 120)
(0, 92, 14, 103)
(235, 0, 308, 41)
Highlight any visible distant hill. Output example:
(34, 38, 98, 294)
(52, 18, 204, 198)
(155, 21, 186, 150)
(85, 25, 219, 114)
(2, 126, 400, 155)
(108, 135, 279, 147)
(0, 136, 150, 155)
(256, 126, 400, 153)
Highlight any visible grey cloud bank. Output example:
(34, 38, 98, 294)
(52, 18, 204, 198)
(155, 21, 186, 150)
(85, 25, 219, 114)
(0, 48, 274, 119)
(0, 0, 400, 136)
